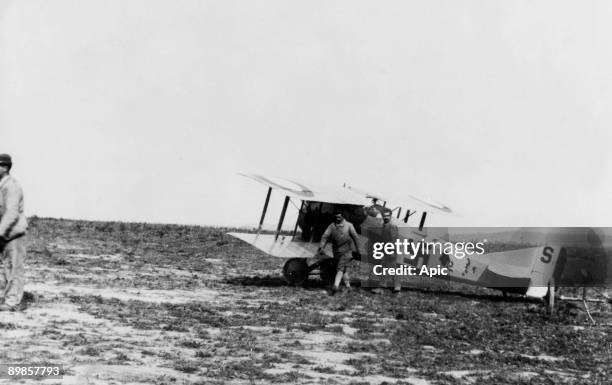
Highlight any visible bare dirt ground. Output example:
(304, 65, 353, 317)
(0, 218, 610, 384)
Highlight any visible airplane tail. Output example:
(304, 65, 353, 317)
(525, 245, 565, 298)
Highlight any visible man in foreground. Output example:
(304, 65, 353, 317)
(0, 154, 28, 311)
(318, 211, 360, 295)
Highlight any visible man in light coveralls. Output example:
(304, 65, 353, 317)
(0, 154, 28, 311)
(318, 211, 360, 296)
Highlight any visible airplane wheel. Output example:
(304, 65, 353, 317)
(319, 258, 337, 285)
(283, 258, 308, 286)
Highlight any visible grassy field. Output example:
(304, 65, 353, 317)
(0, 217, 609, 384)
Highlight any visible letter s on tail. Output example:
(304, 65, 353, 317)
(525, 245, 562, 298)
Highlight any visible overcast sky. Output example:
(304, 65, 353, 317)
(1, 0, 611, 228)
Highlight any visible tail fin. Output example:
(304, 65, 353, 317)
(525, 245, 564, 298)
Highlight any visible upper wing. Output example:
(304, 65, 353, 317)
(240, 174, 452, 213)
(239, 173, 368, 205)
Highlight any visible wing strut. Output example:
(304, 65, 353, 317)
(404, 209, 417, 223)
(418, 212, 427, 231)
(292, 200, 304, 238)
(275, 196, 290, 240)
(257, 187, 272, 233)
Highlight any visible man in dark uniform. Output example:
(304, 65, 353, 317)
(318, 211, 360, 295)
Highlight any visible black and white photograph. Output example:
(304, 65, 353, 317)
(1, 1, 611, 384)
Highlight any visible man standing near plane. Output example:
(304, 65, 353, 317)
(0, 154, 28, 311)
(318, 211, 360, 295)
(366, 198, 386, 218)
(382, 210, 402, 294)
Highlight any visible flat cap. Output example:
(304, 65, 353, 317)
(0, 154, 12, 165)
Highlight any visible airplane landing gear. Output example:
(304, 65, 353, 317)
(282, 258, 308, 286)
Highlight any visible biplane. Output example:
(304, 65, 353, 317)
(228, 174, 611, 314)
(228, 173, 447, 287)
